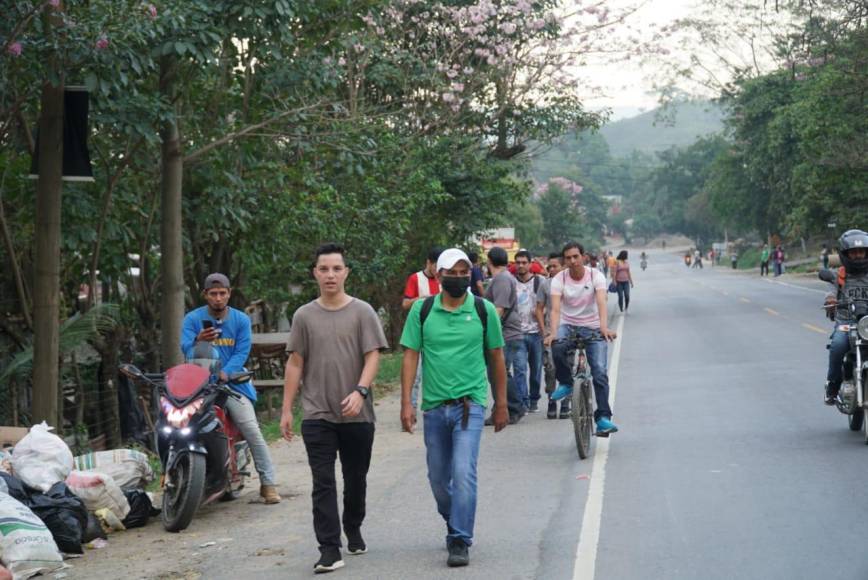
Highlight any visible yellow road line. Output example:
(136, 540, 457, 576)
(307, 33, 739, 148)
(740, 297, 751, 303)
(802, 323, 827, 335)
(765, 308, 780, 316)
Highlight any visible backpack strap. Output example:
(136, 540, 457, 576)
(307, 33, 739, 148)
(473, 296, 488, 349)
(418, 295, 437, 346)
(533, 275, 541, 294)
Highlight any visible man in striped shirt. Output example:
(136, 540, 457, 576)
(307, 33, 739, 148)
(403, 247, 444, 410)
(543, 242, 619, 435)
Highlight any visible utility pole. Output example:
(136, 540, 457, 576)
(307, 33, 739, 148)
(31, 2, 65, 427)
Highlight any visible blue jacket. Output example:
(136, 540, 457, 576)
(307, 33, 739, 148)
(181, 306, 256, 402)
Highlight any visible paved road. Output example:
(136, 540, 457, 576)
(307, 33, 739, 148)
(68, 252, 868, 580)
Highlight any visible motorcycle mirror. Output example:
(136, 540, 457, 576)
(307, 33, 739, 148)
(818, 269, 837, 284)
(119, 363, 145, 380)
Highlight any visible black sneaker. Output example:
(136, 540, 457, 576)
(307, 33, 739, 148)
(825, 381, 839, 406)
(484, 415, 494, 426)
(447, 539, 470, 567)
(346, 528, 367, 555)
(529, 401, 539, 413)
(509, 413, 523, 425)
(314, 548, 344, 573)
(547, 400, 557, 419)
(559, 400, 572, 419)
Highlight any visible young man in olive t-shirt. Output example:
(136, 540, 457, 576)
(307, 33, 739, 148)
(281, 243, 388, 574)
(400, 248, 508, 569)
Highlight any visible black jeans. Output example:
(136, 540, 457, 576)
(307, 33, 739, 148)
(760, 261, 769, 276)
(301, 419, 375, 551)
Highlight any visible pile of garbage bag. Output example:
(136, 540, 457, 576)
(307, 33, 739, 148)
(0, 422, 161, 578)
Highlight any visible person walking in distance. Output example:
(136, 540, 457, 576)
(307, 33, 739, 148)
(281, 243, 389, 574)
(512, 250, 546, 412)
(612, 250, 634, 313)
(536, 252, 565, 418)
(400, 248, 509, 568)
(773, 245, 785, 276)
(403, 248, 443, 412)
(545, 242, 619, 434)
(760, 244, 770, 276)
(469, 251, 486, 297)
(181, 273, 281, 505)
(484, 246, 528, 423)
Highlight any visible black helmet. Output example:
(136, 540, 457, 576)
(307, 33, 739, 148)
(838, 229, 868, 275)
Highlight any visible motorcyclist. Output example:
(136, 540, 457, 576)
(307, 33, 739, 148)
(823, 230, 868, 405)
(181, 273, 281, 504)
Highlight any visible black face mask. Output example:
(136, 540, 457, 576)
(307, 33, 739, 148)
(441, 275, 471, 298)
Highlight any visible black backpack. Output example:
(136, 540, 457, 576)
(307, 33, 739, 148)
(419, 295, 489, 349)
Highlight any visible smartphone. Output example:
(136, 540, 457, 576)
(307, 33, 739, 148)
(202, 320, 213, 330)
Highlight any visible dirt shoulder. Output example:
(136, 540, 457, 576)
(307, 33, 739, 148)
(61, 389, 414, 580)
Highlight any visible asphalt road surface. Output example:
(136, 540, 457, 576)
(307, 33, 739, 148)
(68, 251, 866, 580)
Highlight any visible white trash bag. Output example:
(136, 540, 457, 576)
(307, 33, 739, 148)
(10, 423, 73, 493)
(73, 449, 154, 490)
(0, 492, 64, 579)
(66, 471, 130, 520)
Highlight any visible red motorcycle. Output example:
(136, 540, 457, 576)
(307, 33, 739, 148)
(121, 347, 253, 532)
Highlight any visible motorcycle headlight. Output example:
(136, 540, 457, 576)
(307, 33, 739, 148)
(857, 317, 868, 341)
(160, 396, 205, 428)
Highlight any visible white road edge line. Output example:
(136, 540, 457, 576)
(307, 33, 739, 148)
(761, 277, 827, 295)
(572, 312, 626, 580)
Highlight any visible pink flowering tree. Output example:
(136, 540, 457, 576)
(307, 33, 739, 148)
(317, 0, 664, 159)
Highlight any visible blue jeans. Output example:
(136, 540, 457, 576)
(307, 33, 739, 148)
(497, 339, 528, 416)
(552, 325, 613, 421)
(616, 281, 630, 311)
(504, 334, 544, 406)
(827, 329, 851, 387)
(423, 402, 485, 546)
(411, 357, 422, 408)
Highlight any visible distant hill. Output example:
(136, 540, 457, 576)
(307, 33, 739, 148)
(600, 101, 725, 157)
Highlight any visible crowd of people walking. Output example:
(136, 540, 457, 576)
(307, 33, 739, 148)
(268, 241, 629, 573)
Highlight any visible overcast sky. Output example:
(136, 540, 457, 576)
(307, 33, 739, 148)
(576, 0, 697, 120)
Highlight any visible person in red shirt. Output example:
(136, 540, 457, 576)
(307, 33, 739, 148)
(530, 260, 544, 275)
(403, 248, 443, 410)
(403, 247, 443, 310)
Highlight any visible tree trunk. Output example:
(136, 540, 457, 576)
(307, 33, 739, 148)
(159, 56, 185, 369)
(384, 298, 404, 351)
(95, 327, 123, 448)
(31, 78, 65, 428)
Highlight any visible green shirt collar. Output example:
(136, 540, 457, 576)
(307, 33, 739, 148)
(432, 292, 474, 314)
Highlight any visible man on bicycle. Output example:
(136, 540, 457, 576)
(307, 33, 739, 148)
(543, 242, 619, 435)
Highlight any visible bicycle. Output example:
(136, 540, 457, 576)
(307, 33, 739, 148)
(560, 328, 612, 459)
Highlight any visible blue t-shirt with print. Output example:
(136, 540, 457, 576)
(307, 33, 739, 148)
(181, 306, 256, 401)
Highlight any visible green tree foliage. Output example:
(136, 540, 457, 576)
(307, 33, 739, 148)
(1, 1, 606, 430)
(536, 178, 605, 251)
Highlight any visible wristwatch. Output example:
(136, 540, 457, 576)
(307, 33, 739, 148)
(355, 386, 370, 399)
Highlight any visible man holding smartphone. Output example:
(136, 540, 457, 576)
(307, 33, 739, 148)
(181, 273, 281, 504)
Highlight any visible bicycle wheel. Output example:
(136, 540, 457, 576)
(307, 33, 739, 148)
(572, 379, 593, 459)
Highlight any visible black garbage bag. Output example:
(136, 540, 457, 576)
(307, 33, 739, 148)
(0, 472, 29, 502)
(82, 511, 106, 543)
(121, 489, 160, 529)
(25, 482, 88, 554)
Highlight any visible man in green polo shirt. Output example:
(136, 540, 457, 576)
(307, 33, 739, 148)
(400, 247, 508, 569)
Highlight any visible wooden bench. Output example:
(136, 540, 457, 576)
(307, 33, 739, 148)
(247, 332, 290, 421)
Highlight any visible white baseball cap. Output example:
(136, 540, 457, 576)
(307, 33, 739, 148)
(436, 248, 472, 271)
